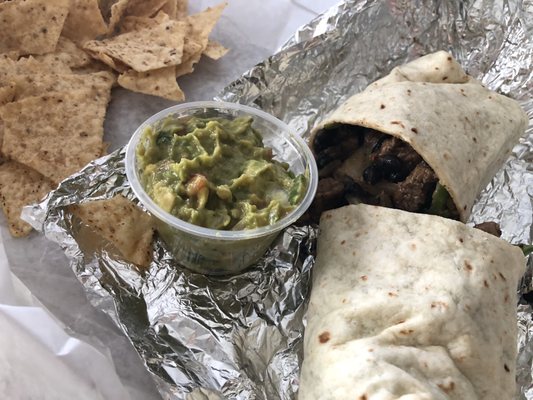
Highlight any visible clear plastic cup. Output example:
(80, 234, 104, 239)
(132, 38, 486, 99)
(125, 101, 318, 275)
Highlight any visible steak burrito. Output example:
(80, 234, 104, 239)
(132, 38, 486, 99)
(299, 204, 525, 400)
(309, 51, 529, 222)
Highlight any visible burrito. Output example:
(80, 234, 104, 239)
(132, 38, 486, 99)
(309, 51, 529, 222)
(299, 204, 525, 400)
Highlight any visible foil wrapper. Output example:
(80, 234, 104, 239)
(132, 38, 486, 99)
(24, 0, 533, 399)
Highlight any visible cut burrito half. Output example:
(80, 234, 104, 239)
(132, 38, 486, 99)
(299, 204, 525, 400)
(308, 51, 529, 222)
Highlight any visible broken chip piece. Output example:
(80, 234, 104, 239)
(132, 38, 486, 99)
(70, 195, 154, 268)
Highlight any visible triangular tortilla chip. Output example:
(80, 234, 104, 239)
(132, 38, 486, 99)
(107, 0, 130, 34)
(0, 83, 15, 106)
(10, 71, 115, 100)
(0, 83, 16, 154)
(0, 161, 54, 237)
(34, 37, 92, 69)
(71, 195, 154, 267)
(162, 0, 187, 20)
(62, 0, 108, 44)
(175, 0, 188, 19)
(203, 40, 228, 60)
(175, 2, 226, 77)
(0, 0, 70, 55)
(84, 20, 186, 72)
(119, 10, 170, 33)
(126, 0, 167, 18)
(118, 66, 184, 101)
(0, 88, 111, 183)
(0, 55, 72, 83)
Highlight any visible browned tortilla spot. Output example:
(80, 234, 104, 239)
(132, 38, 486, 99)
(399, 329, 415, 335)
(318, 332, 330, 343)
(438, 381, 456, 393)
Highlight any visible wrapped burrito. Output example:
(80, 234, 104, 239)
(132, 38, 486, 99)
(309, 51, 529, 222)
(299, 204, 525, 400)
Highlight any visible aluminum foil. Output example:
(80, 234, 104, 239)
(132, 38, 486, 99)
(23, 0, 533, 399)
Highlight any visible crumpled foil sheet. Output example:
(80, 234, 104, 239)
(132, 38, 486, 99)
(23, 0, 533, 399)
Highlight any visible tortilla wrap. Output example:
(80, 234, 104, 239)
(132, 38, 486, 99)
(299, 204, 525, 400)
(310, 51, 529, 221)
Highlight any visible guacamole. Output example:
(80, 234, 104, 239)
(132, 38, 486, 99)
(136, 115, 308, 230)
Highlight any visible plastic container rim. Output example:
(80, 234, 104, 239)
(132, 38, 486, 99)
(125, 100, 318, 241)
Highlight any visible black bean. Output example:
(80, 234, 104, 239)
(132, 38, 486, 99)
(371, 135, 388, 153)
(387, 170, 406, 183)
(363, 166, 382, 184)
(344, 180, 366, 196)
(313, 130, 337, 152)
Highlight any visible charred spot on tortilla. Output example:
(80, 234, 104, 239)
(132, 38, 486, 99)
(308, 124, 460, 222)
(318, 331, 330, 343)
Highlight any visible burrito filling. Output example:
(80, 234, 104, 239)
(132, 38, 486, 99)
(308, 124, 460, 221)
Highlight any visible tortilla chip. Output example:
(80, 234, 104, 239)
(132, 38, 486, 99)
(71, 195, 154, 267)
(119, 10, 170, 33)
(118, 66, 184, 101)
(0, 83, 15, 106)
(10, 71, 115, 100)
(162, 0, 187, 19)
(62, 0, 108, 44)
(175, 2, 226, 77)
(203, 40, 228, 60)
(34, 37, 92, 69)
(0, 161, 54, 237)
(0, 0, 69, 55)
(0, 83, 16, 154)
(174, 49, 201, 77)
(175, 0, 187, 19)
(0, 88, 111, 183)
(3, 51, 19, 61)
(107, 0, 130, 34)
(84, 20, 186, 72)
(0, 56, 72, 84)
(126, 0, 167, 18)
(71, 58, 115, 75)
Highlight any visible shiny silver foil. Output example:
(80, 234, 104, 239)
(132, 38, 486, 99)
(24, 0, 533, 399)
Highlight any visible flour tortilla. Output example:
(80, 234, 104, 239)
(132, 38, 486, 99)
(299, 204, 525, 400)
(311, 51, 529, 221)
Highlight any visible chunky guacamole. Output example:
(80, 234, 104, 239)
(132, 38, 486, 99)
(136, 115, 307, 230)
